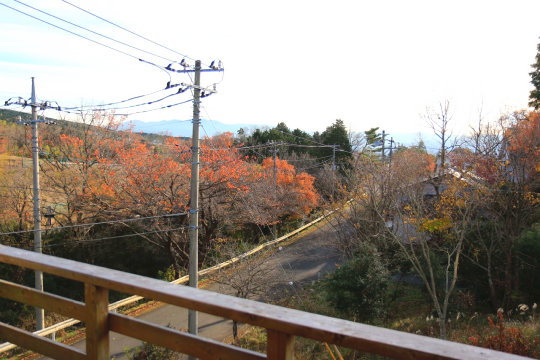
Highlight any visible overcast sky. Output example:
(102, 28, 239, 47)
(1, 0, 539, 137)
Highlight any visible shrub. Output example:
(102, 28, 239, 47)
(321, 243, 389, 322)
(468, 312, 539, 357)
(127, 342, 179, 360)
(518, 223, 540, 302)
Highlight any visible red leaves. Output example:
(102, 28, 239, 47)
(468, 312, 539, 357)
(260, 157, 319, 215)
(49, 129, 319, 226)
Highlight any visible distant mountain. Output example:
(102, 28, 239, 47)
(127, 119, 262, 137)
(390, 132, 440, 153)
(127, 120, 442, 153)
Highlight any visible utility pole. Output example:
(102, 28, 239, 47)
(332, 145, 337, 200)
(272, 141, 278, 241)
(332, 145, 336, 171)
(174, 60, 223, 358)
(30, 77, 44, 331)
(381, 130, 386, 161)
(389, 137, 394, 163)
(188, 60, 201, 344)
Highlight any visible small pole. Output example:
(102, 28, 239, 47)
(389, 137, 394, 163)
(30, 77, 45, 330)
(188, 60, 201, 353)
(381, 130, 386, 161)
(332, 145, 337, 200)
(272, 141, 277, 240)
(332, 145, 336, 171)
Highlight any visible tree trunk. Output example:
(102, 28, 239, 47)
(487, 267, 499, 310)
(438, 318, 447, 340)
(168, 241, 181, 278)
(503, 250, 513, 308)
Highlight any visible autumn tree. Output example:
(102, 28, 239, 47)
(235, 156, 319, 228)
(487, 111, 539, 307)
(0, 120, 35, 247)
(39, 111, 126, 230)
(425, 100, 455, 197)
(454, 110, 539, 309)
(330, 148, 434, 261)
(333, 142, 468, 338)
(503, 111, 539, 188)
(395, 176, 482, 338)
(0, 166, 33, 246)
(36, 115, 321, 276)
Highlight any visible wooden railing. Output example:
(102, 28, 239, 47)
(0, 208, 333, 354)
(0, 245, 530, 360)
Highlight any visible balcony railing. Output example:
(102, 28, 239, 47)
(0, 245, 530, 360)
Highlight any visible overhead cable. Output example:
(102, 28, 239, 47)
(12, 0, 178, 63)
(0, 211, 189, 236)
(42, 226, 188, 248)
(0, 2, 158, 63)
(59, 0, 200, 66)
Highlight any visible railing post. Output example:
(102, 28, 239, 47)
(267, 329, 294, 360)
(85, 284, 109, 360)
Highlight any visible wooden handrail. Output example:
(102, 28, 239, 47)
(0, 208, 332, 353)
(0, 245, 531, 360)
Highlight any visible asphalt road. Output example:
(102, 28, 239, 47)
(41, 217, 342, 359)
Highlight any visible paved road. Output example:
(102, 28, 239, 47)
(42, 217, 342, 359)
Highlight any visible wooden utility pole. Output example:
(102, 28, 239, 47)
(30, 77, 44, 330)
(188, 60, 202, 343)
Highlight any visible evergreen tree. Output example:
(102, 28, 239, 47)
(530, 39, 540, 110)
(364, 127, 382, 153)
(320, 119, 352, 162)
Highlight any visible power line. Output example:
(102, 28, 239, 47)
(270, 128, 356, 156)
(59, 0, 200, 66)
(0, 185, 67, 195)
(61, 84, 183, 111)
(0, 2, 172, 69)
(11, 0, 177, 63)
(42, 226, 188, 248)
(41, 98, 195, 117)
(126, 118, 193, 131)
(62, 87, 189, 113)
(116, 98, 194, 116)
(0, 211, 189, 236)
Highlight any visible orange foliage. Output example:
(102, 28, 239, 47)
(98, 135, 190, 213)
(392, 149, 436, 183)
(468, 312, 539, 357)
(199, 133, 261, 191)
(506, 111, 540, 176)
(37, 128, 319, 230)
(261, 157, 319, 214)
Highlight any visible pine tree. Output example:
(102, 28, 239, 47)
(529, 40, 540, 110)
(320, 119, 352, 161)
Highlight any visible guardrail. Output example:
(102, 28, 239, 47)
(0, 209, 333, 354)
(0, 245, 530, 360)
